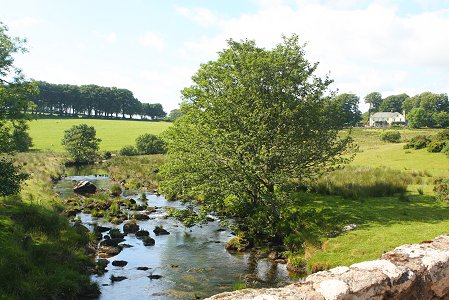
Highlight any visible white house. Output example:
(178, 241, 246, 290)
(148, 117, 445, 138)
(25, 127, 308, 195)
(369, 112, 406, 127)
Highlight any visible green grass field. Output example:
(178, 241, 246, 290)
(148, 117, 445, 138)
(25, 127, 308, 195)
(28, 118, 172, 152)
(302, 127, 449, 269)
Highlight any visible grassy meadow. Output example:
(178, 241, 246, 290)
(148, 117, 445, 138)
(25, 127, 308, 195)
(300, 127, 449, 270)
(28, 118, 171, 152)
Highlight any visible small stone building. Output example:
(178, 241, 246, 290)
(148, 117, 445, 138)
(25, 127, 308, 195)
(369, 112, 406, 127)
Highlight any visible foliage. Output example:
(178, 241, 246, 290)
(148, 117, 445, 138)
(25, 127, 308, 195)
(427, 140, 446, 153)
(135, 133, 165, 154)
(380, 130, 401, 143)
(364, 92, 383, 113)
(167, 108, 184, 121)
(309, 166, 410, 199)
(0, 200, 99, 299)
(434, 178, 449, 202)
(379, 93, 409, 113)
(110, 183, 122, 197)
(403, 135, 431, 149)
(119, 145, 138, 156)
(104, 154, 165, 190)
(166, 207, 204, 228)
(407, 107, 433, 128)
(32, 81, 166, 119)
(161, 35, 353, 245)
(0, 157, 29, 196)
(432, 129, 449, 141)
(61, 124, 101, 163)
(0, 22, 36, 153)
(333, 93, 362, 126)
(434, 111, 449, 128)
(142, 103, 166, 120)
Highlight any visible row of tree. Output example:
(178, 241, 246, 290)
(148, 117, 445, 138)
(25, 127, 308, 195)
(332, 91, 449, 128)
(30, 81, 167, 120)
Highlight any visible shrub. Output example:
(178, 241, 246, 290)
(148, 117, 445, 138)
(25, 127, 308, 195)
(381, 130, 401, 143)
(12, 127, 33, 152)
(434, 178, 449, 202)
(135, 133, 165, 155)
(427, 140, 446, 153)
(0, 158, 29, 196)
(403, 135, 431, 149)
(103, 151, 112, 160)
(119, 145, 138, 156)
(433, 129, 449, 141)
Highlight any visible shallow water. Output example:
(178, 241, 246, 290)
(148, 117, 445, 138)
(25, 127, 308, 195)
(56, 175, 293, 299)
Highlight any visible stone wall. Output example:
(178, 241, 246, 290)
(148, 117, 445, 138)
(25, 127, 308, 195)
(207, 234, 449, 300)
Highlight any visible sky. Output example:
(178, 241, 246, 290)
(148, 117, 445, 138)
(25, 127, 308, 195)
(2, 0, 449, 113)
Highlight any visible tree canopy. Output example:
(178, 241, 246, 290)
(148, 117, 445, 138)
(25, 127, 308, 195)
(333, 93, 362, 126)
(160, 35, 353, 245)
(61, 124, 101, 164)
(31, 81, 166, 120)
(0, 22, 36, 153)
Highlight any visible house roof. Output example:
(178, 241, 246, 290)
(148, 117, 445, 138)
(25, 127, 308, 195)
(371, 112, 403, 118)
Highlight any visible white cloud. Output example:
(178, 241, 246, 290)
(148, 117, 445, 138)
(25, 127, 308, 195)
(9, 17, 45, 28)
(93, 31, 117, 43)
(176, 1, 449, 111)
(138, 32, 166, 50)
(173, 5, 219, 27)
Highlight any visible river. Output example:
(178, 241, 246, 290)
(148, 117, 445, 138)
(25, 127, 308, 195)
(55, 167, 294, 299)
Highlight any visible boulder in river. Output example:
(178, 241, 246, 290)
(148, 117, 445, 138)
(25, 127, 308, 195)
(143, 236, 155, 246)
(100, 238, 125, 247)
(73, 181, 97, 194)
(148, 274, 162, 280)
(109, 228, 125, 239)
(153, 226, 170, 236)
(98, 245, 122, 258)
(133, 213, 150, 220)
(135, 230, 150, 238)
(123, 220, 140, 234)
(110, 275, 127, 282)
(112, 260, 128, 267)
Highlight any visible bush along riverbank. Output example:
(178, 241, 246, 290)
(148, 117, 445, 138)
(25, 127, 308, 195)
(0, 152, 100, 299)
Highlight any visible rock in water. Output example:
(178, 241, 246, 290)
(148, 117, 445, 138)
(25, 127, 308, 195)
(153, 226, 170, 236)
(73, 181, 97, 194)
(123, 220, 140, 234)
(143, 236, 155, 246)
(112, 260, 128, 267)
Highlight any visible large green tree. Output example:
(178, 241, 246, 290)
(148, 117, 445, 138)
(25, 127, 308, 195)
(160, 35, 352, 245)
(364, 92, 383, 113)
(333, 93, 362, 126)
(379, 93, 409, 112)
(0, 22, 36, 153)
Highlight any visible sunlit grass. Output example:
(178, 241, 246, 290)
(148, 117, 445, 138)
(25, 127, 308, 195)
(29, 118, 171, 152)
(297, 192, 449, 269)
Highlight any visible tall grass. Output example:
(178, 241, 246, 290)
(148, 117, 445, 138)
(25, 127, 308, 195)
(104, 154, 165, 190)
(0, 152, 99, 299)
(310, 166, 413, 199)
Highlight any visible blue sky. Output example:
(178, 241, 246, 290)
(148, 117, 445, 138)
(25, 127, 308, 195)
(2, 0, 449, 112)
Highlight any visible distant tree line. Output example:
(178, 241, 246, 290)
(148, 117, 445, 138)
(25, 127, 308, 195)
(30, 81, 167, 120)
(330, 91, 449, 128)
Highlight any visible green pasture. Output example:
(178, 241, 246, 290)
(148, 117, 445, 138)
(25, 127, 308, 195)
(348, 128, 449, 178)
(302, 193, 449, 269)
(302, 127, 449, 270)
(28, 118, 172, 152)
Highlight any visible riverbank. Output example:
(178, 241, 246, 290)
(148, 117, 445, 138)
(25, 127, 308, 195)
(0, 152, 99, 299)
